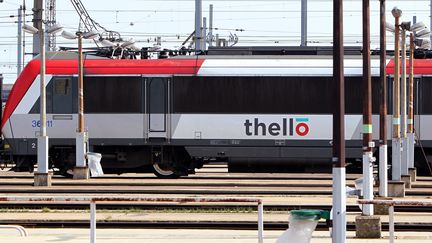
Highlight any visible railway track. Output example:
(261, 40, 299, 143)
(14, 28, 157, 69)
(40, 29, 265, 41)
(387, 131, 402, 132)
(1, 175, 432, 196)
(0, 202, 431, 213)
(1, 166, 432, 232)
(0, 219, 431, 232)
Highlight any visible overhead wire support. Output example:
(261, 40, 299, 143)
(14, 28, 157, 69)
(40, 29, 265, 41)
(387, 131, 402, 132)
(69, 0, 122, 43)
(46, 0, 56, 51)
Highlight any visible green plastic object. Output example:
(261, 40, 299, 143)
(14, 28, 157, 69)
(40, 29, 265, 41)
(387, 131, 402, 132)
(290, 209, 330, 220)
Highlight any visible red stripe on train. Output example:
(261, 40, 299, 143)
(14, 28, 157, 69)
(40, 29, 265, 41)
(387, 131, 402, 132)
(386, 58, 432, 74)
(1, 58, 204, 129)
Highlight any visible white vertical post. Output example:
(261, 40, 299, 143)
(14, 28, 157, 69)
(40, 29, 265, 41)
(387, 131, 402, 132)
(37, 3, 49, 176)
(76, 132, 86, 167)
(379, 145, 388, 196)
(389, 205, 395, 243)
(362, 152, 374, 215)
(401, 28, 409, 176)
(408, 133, 415, 168)
(332, 167, 346, 243)
(392, 139, 402, 181)
(90, 201, 96, 243)
(194, 0, 202, 52)
(257, 202, 264, 243)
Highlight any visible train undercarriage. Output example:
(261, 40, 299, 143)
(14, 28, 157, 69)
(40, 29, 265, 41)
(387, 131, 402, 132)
(8, 145, 204, 179)
(5, 144, 432, 177)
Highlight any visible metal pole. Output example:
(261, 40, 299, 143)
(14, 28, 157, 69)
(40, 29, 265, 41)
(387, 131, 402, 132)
(362, 0, 373, 216)
(203, 17, 207, 51)
(209, 4, 213, 47)
(301, 0, 307, 46)
(332, 0, 346, 242)
(257, 201, 264, 243)
(22, 2, 27, 67)
(17, 6, 23, 76)
(78, 32, 84, 134)
(401, 28, 409, 176)
(74, 32, 88, 175)
(32, 0, 43, 56)
(90, 201, 96, 243)
(34, 1, 50, 186)
(39, 23, 46, 140)
(379, 0, 388, 197)
(408, 33, 415, 170)
(392, 10, 402, 182)
(194, 0, 202, 53)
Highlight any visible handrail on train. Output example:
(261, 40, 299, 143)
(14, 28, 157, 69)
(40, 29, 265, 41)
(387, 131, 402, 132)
(0, 196, 264, 243)
(357, 199, 432, 243)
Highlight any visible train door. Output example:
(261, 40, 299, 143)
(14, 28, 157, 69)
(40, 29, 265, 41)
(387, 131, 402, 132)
(144, 77, 171, 140)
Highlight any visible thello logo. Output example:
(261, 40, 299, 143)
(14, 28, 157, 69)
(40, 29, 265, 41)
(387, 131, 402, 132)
(244, 118, 310, 137)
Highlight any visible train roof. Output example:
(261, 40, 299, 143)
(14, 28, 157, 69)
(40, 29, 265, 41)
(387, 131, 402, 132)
(14, 51, 432, 80)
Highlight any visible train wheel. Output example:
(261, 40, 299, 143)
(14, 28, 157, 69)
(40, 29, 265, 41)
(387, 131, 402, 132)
(152, 163, 179, 179)
(60, 167, 74, 178)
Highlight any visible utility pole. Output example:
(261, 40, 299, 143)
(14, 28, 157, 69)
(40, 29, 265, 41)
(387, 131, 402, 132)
(332, 0, 346, 241)
(73, 31, 89, 180)
(194, 0, 202, 53)
(209, 4, 213, 47)
(301, 0, 307, 46)
(32, 0, 43, 56)
(34, 1, 51, 187)
(17, 5, 23, 76)
(362, 0, 374, 216)
(378, 0, 388, 197)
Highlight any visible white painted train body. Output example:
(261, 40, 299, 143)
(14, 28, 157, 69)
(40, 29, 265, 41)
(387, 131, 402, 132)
(2, 52, 432, 177)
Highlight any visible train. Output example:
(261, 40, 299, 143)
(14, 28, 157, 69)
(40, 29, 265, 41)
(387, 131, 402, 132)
(1, 49, 432, 178)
